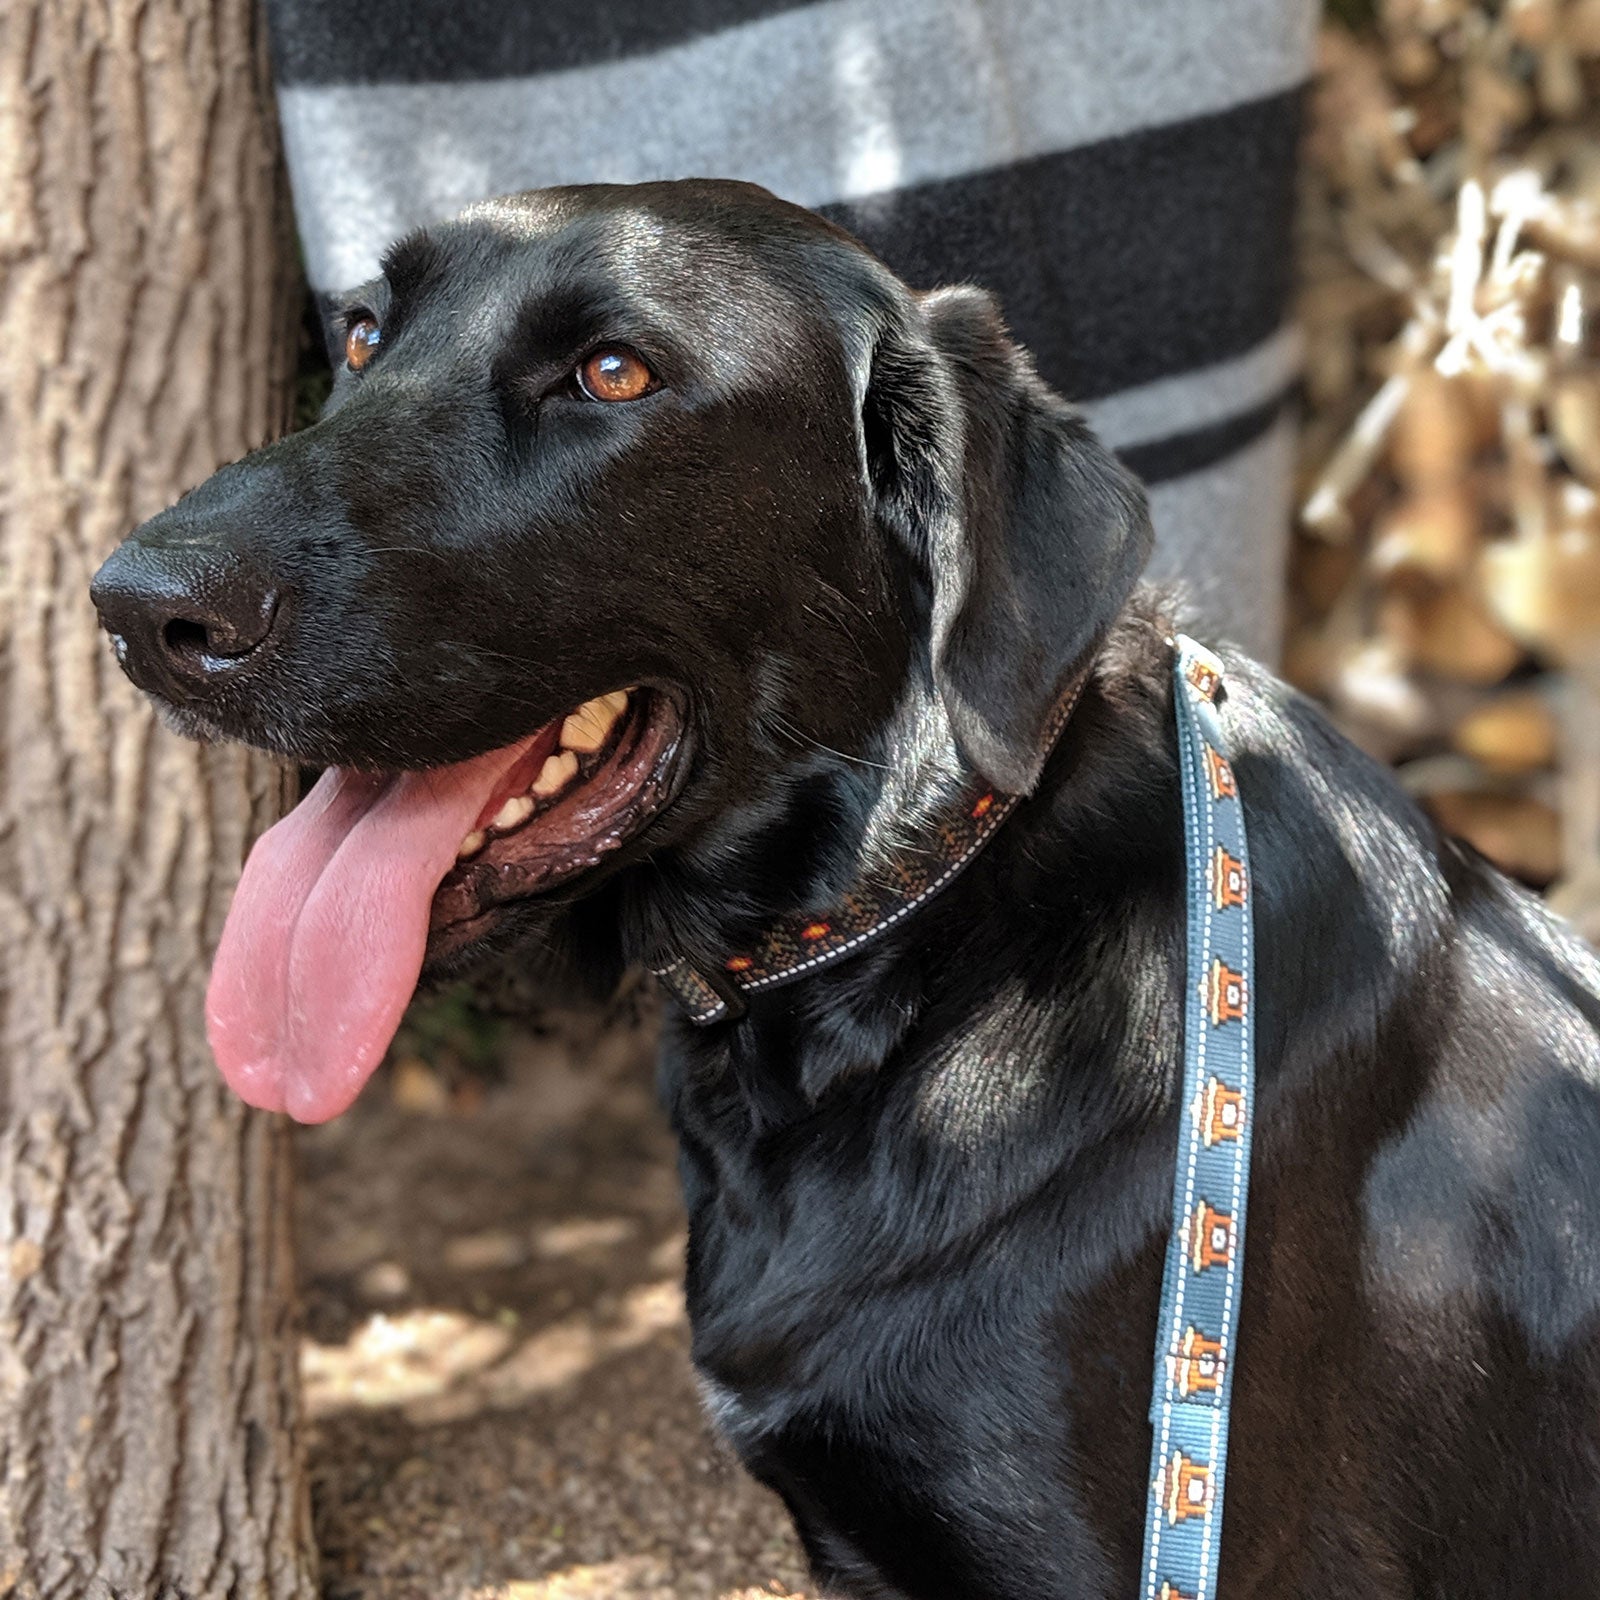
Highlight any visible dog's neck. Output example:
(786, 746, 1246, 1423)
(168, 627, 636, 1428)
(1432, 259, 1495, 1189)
(621, 601, 1184, 1105)
(650, 677, 1087, 1023)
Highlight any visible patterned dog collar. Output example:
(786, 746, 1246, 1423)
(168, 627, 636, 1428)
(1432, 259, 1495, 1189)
(650, 675, 1088, 1025)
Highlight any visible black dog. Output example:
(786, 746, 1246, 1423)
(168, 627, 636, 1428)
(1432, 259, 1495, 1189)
(92, 181, 1600, 1598)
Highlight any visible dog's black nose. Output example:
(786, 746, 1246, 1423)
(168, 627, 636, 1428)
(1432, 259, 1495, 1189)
(90, 540, 280, 701)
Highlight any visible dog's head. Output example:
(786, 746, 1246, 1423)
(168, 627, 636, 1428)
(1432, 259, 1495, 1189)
(90, 180, 1151, 1120)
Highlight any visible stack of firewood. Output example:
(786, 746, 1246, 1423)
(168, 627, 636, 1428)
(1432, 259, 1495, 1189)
(1294, 0, 1600, 927)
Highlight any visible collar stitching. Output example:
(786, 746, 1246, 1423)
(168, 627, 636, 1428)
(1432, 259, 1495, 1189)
(652, 673, 1089, 1025)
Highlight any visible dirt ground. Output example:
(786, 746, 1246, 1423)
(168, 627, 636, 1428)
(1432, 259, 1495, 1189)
(296, 995, 814, 1600)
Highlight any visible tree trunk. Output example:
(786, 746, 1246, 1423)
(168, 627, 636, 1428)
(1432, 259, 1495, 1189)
(0, 2, 314, 1596)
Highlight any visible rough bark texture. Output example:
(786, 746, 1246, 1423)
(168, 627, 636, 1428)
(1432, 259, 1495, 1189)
(0, 2, 314, 1596)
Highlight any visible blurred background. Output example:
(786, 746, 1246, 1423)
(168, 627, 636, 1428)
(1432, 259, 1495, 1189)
(1295, 0, 1600, 929)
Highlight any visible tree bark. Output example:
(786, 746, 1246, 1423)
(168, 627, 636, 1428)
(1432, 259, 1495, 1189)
(0, 2, 314, 1596)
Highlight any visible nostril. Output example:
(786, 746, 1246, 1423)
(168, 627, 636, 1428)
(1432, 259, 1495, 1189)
(162, 617, 211, 660)
(159, 601, 275, 665)
(158, 589, 278, 671)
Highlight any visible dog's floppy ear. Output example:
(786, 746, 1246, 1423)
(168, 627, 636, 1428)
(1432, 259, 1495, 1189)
(860, 286, 1152, 792)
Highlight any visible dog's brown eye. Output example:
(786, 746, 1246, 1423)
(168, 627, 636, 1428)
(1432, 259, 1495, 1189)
(345, 316, 381, 372)
(577, 347, 655, 402)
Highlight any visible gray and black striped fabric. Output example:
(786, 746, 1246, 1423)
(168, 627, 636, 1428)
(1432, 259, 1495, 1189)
(265, 0, 1315, 659)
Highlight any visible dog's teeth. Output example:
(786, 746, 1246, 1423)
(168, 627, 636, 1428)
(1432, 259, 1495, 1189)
(560, 692, 626, 753)
(492, 794, 535, 831)
(457, 830, 486, 860)
(530, 749, 580, 797)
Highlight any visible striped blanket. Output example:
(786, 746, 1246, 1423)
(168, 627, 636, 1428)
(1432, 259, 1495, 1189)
(265, 0, 1314, 658)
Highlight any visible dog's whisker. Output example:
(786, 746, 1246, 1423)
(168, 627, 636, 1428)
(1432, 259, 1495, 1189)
(764, 712, 890, 772)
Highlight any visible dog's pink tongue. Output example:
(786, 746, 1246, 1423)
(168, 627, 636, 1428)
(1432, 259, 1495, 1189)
(207, 740, 534, 1123)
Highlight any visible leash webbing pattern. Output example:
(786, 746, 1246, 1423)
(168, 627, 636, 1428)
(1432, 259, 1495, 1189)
(1141, 636, 1257, 1600)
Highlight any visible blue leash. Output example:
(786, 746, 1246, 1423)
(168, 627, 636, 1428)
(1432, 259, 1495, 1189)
(1140, 637, 1257, 1600)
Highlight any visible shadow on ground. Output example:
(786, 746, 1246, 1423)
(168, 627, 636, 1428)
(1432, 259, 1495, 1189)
(296, 997, 811, 1600)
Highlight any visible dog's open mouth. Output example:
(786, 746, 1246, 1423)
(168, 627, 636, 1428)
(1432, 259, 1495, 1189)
(429, 687, 685, 947)
(205, 686, 686, 1124)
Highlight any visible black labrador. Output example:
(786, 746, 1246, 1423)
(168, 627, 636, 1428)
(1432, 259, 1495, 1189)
(91, 181, 1600, 1598)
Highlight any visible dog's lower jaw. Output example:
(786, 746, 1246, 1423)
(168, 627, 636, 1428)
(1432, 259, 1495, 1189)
(425, 686, 692, 957)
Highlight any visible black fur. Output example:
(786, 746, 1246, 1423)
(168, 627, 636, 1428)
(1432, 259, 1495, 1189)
(93, 181, 1600, 1597)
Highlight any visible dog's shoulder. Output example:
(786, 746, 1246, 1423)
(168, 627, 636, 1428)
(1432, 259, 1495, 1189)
(1209, 645, 1600, 1361)
(1364, 860, 1600, 1354)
